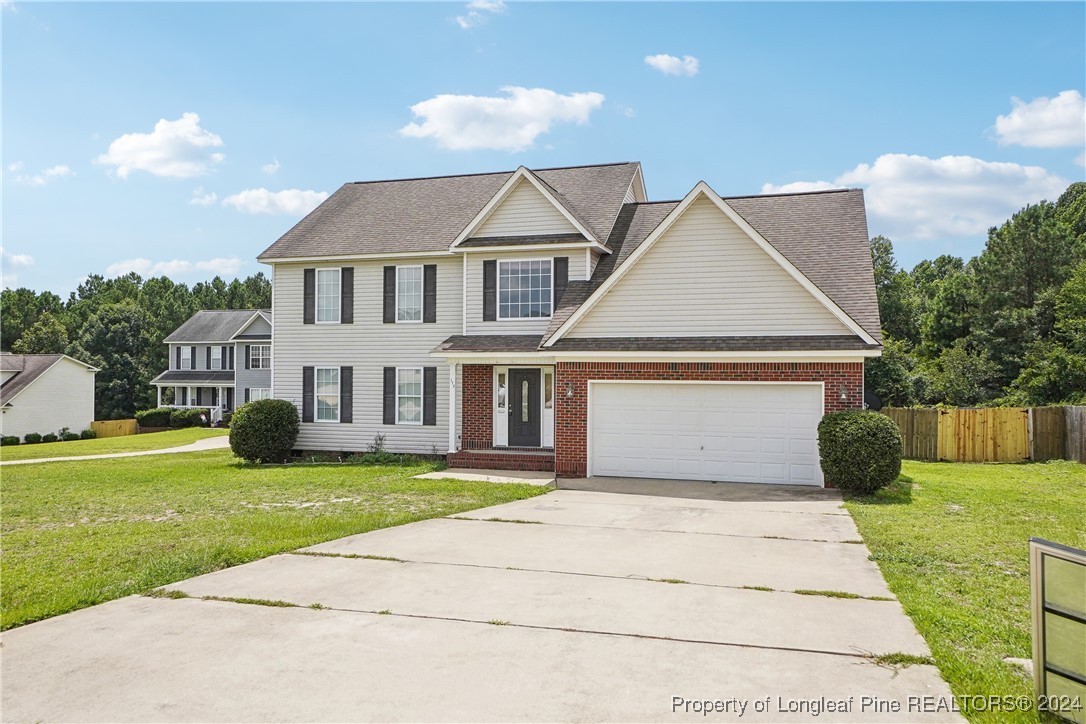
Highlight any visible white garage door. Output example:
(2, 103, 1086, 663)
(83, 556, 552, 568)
(589, 382, 823, 486)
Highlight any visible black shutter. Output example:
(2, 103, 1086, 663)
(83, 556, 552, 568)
(423, 264, 437, 323)
(181, 387, 188, 405)
(383, 367, 396, 424)
(383, 266, 396, 323)
(483, 260, 497, 321)
(302, 367, 314, 423)
(191, 346, 197, 370)
(554, 257, 568, 307)
(244, 345, 251, 370)
(245, 388, 250, 404)
(196, 388, 202, 406)
(341, 267, 354, 324)
(175, 346, 181, 370)
(228, 346, 234, 370)
(423, 367, 437, 426)
(340, 366, 353, 423)
(206, 347, 211, 370)
(303, 268, 315, 324)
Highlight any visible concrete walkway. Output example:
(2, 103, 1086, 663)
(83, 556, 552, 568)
(1, 480, 959, 722)
(0, 434, 230, 466)
(414, 467, 555, 485)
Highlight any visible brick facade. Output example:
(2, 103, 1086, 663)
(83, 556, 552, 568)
(447, 448, 555, 471)
(460, 364, 493, 450)
(553, 361, 864, 477)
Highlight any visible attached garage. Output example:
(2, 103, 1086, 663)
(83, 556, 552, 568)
(588, 382, 824, 486)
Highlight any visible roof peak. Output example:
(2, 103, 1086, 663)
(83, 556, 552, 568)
(348, 161, 638, 187)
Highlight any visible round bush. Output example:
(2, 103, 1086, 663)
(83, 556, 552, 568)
(80, 428, 97, 440)
(229, 399, 299, 464)
(61, 432, 80, 442)
(23, 433, 42, 444)
(817, 410, 903, 494)
(41, 433, 59, 443)
(1, 435, 20, 446)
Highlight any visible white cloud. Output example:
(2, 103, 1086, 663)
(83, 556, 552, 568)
(1077, 152, 1085, 168)
(644, 54, 699, 77)
(96, 112, 224, 179)
(15, 164, 74, 186)
(1, 247, 35, 269)
(400, 86, 605, 152)
(105, 256, 244, 278)
(189, 187, 218, 206)
(762, 153, 1068, 240)
(221, 188, 328, 215)
(456, 0, 505, 28)
(1, 0, 18, 13)
(993, 90, 1086, 148)
(7, 161, 23, 172)
(261, 158, 281, 175)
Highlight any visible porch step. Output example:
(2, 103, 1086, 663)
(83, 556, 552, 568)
(447, 448, 555, 472)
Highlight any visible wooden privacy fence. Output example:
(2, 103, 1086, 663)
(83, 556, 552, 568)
(881, 406, 1086, 463)
(90, 419, 138, 438)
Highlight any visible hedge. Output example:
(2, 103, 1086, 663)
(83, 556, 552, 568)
(42, 433, 59, 443)
(170, 408, 210, 428)
(229, 399, 299, 464)
(23, 433, 42, 444)
(817, 410, 903, 494)
(135, 407, 173, 428)
(1, 435, 19, 446)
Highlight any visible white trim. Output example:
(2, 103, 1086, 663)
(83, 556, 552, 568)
(585, 247, 591, 279)
(395, 264, 424, 324)
(314, 366, 341, 423)
(453, 242, 609, 255)
(432, 350, 872, 363)
(461, 254, 468, 336)
(448, 364, 458, 453)
(260, 250, 452, 264)
(169, 339, 264, 346)
(450, 167, 599, 248)
(250, 387, 271, 402)
(229, 310, 273, 341)
(249, 344, 272, 370)
(585, 379, 826, 487)
(210, 346, 223, 371)
(179, 346, 194, 370)
(544, 182, 878, 347)
(395, 366, 424, 426)
(496, 258, 554, 321)
(493, 365, 550, 448)
(315, 267, 342, 324)
(152, 382, 235, 387)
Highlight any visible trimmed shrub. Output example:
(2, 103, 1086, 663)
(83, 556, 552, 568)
(41, 433, 59, 443)
(61, 431, 81, 442)
(135, 407, 173, 428)
(818, 410, 903, 494)
(1, 435, 20, 446)
(229, 399, 299, 464)
(170, 408, 209, 429)
(23, 433, 42, 444)
(80, 428, 97, 439)
(221, 412, 233, 428)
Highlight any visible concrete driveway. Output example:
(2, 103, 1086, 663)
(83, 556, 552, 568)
(2, 480, 959, 723)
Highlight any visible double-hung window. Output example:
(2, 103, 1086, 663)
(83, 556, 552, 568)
(250, 345, 271, 370)
(397, 368, 423, 424)
(250, 387, 271, 401)
(397, 266, 423, 322)
(315, 367, 340, 422)
(211, 346, 222, 370)
(180, 346, 192, 370)
(498, 260, 552, 319)
(316, 269, 341, 323)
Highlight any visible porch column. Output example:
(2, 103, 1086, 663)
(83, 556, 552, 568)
(448, 363, 457, 454)
(156, 386, 162, 407)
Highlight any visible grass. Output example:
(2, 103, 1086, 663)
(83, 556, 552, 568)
(0, 448, 547, 629)
(0, 428, 228, 461)
(845, 460, 1085, 723)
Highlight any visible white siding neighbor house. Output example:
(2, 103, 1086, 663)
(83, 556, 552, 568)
(0, 353, 98, 440)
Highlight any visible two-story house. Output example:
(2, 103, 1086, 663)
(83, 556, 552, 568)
(256, 162, 882, 487)
(151, 309, 272, 420)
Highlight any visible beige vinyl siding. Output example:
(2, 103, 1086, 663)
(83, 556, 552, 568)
(0, 358, 95, 439)
(588, 248, 602, 279)
(475, 179, 579, 237)
(464, 249, 590, 336)
(567, 196, 853, 338)
(271, 258, 462, 454)
(623, 184, 637, 205)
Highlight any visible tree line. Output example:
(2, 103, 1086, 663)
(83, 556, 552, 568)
(865, 182, 1086, 408)
(1, 273, 271, 419)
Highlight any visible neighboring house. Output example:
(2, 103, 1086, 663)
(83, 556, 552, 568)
(257, 162, 882, 487)
(150, 310, 272, 420)
(0, 353, 98, 439)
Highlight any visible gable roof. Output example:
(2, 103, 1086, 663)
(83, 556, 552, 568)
(257, 162, 641, 261)
(1, 353, 97, 406)
(163, 310, 270, 343)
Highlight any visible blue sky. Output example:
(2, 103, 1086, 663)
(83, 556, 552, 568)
(3, 1, 1084, 294)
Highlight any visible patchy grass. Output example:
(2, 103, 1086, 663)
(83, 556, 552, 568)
(0, 449, 547, 629)
(845, 460, 1085, 723)
(652, 578, 689, 585)
(740, 585, 774, 592)
(871, 652, 937, 667)
(0, 428, 228, 461)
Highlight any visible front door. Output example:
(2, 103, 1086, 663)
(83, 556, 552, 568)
(508, 368, 541, 447)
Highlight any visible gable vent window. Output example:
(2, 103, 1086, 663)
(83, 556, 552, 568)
(498, 259, 552, 319)
(316, 269, 341, 323)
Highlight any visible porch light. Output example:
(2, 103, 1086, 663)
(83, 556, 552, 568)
(565, 382, 574, 398)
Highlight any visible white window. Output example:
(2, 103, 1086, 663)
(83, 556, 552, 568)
(498, 260, 552, 319)
(397, 265, 423, 322)
(315, 367, 340, 422)
(397, 368, 423, 425)
(211, 346, 222, 370)
(316, 269, 341, 323)
(250, 345, 271, 370)
(250, 388, 271, 401)
(180, 347, 192, 370)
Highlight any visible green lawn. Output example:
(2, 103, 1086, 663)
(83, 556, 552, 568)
(845, 460, 1086, 723)
(0, 449, 547, 629)
(0, 428, 228, 461)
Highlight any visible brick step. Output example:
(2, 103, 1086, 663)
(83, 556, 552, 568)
(447, 448, 556, 472)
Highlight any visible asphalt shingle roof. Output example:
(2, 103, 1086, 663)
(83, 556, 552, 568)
(150, 370, 237, 385)
(546, 336, 879, 353)
(1, 354, 95, 405)
(163, 310, 269, 343)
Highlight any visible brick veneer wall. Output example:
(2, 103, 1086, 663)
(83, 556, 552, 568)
(461, 364, 493, 450)
(553, 361, 864, 477)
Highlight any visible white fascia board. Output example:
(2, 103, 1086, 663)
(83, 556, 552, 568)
(449, 166, 599, 249)
(430, 351, 558, 365)
(550, 350, 879, 362)
(451, 241, 610, 255)
(258, 250, 453, 264)
(630, 163, 648, 202)
(544, 181, 879, 347)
